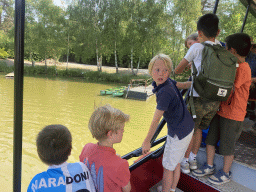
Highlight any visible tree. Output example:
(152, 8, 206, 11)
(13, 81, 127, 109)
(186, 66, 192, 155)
(0, 0, 14, 32)
(31, 0, 66, 67)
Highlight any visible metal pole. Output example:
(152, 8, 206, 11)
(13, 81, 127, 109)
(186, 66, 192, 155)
(213, 0, 220, 14)
(241, 0, 251, 32)
(13, 0, 25, 191)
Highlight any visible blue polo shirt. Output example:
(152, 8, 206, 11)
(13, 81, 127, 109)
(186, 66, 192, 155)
(246, 51, 256, 77)
(152, 78, 194, 140)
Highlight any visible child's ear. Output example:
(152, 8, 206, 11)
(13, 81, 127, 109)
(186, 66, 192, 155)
(216, 29, 220, 37)
(230, 47, 237, 55)
(107, 130, 113, 137)
(198, 30, 203, 37)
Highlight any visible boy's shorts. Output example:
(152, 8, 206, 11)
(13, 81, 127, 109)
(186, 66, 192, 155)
(187, 97, 220, 131)
(162, 130, 194, 171)
(205, 114, 243, 155)
(249, 83, 256, 100)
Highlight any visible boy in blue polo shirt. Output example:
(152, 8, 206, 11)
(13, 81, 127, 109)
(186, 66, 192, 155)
(27, 124, 96, 192)
(141, 54, 194, 192)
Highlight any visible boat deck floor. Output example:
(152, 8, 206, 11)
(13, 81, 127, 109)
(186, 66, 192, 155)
(149, 180, 183, 192)
(195, 117, 256, 192)
(186, 171, 255, 192)
(235, 118, 256, 169)
(150, 118, 256, 192)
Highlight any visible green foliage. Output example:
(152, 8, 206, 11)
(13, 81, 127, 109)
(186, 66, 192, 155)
(57, 68, 86, 77)
(0, 48, 8, 59)
(2, 0, 256, 75)
(0, 61, 13, 72)
(24, 65, 46, 74)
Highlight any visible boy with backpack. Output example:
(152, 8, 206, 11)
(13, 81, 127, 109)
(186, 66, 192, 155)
(192, 33, 252, 184)
(174, 13, 237, 174)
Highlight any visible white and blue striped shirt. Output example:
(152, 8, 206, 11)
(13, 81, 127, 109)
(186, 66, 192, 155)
(27, 162, 96, 192)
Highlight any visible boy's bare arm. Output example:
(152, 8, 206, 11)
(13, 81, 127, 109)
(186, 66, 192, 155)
(122, 181, 131, 192)
(174, 58, 189, 74)
(176, 81, 192, 89)
(142, 109, 164, 155)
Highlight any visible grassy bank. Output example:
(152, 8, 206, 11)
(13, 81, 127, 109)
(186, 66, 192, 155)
(0, 61, 153, 84)
(0, 60, 189, 84)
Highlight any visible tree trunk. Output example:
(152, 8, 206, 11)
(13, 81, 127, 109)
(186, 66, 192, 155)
(115, 41, 118, 73)
(99, 55, 102, 72)
(66, 33, 69, 69)
(131, 47, 135, 75)
(96, 39, 101, 72)
(44, 55, 47, 70)
(136, 57, 140, 76)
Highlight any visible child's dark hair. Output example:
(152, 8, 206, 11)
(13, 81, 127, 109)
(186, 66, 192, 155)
(197, 13, 219, 38)
(36, 124, 72, 165)
(225, 33, 251, 57)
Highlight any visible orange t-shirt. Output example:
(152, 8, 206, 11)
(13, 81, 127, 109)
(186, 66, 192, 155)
(217, 62, 251, 121)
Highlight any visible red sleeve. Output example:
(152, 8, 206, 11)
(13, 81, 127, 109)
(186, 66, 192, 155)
(79, 143, 93, 163)
(113, 159, 130, 188)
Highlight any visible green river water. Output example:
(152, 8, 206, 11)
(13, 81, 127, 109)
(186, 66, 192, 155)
(0, 74, 167, 191)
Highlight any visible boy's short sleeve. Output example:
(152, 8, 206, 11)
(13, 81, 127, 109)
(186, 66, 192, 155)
(235, 63, 251, 88)
(114, 160, 130, 188)
(156, 88, 174, 112)
(184, 43, 199, 62)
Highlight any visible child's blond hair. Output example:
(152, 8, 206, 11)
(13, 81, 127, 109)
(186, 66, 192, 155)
(185, 33, 198, 48)
(88, 104, 130, 140)
(148, 54, 173, 76)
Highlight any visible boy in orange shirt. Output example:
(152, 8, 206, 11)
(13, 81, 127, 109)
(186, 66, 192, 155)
(192, 33, 252, 185)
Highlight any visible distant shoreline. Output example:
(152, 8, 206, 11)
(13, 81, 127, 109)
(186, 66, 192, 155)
(1, 59, 149, 76)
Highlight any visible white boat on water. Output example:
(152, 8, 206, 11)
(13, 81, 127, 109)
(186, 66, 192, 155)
(5, 71, 14, 78)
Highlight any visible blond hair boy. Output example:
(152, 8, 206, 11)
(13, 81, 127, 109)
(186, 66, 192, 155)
(142, 54, 194, 192)
(80, 104, 131, 192)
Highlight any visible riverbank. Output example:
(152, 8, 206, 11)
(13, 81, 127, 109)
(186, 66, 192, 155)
(1, 58, 149, 75)
(0, 59, 154, 85)
(0, 59, 189, 84)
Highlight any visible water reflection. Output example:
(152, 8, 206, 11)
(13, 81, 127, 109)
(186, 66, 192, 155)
(0, 74, 166, 191)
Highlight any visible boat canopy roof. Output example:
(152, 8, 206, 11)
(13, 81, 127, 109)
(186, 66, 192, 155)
(240, 0, 256, 18)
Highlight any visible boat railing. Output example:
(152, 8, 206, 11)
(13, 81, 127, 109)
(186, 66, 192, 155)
(122, 118, 167, 171)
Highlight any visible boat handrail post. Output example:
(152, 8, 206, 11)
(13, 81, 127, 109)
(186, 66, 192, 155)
(241, 0, 251, 32)
(13, 0, 25, 191)
(213, 0, 220, 14)
(125, 84, 131, 99)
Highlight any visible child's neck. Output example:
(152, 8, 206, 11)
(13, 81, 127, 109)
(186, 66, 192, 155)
(98, 140, 114, 148)
(201, 36, 216, 43)
(237, 56, 245, 63)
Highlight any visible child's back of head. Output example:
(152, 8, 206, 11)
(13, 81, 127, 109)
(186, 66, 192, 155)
(225, 33, 251, 57)
(185, 33, 199, 48)
(197, 13, 219, 38)
(88, 104, 130, 141)
(28, 125, 97, 192)
(37, 124, 72, 165)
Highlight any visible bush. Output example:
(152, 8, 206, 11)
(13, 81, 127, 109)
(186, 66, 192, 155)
(0, 48, 8, 59)
(0, 61, 14, 72)
(24, 65, 46, 75)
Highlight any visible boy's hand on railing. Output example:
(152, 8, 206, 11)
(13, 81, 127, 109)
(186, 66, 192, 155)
(142, 141, 151, 155)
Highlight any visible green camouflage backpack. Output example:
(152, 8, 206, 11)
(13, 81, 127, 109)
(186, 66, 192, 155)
(191, 42, 238, 101)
